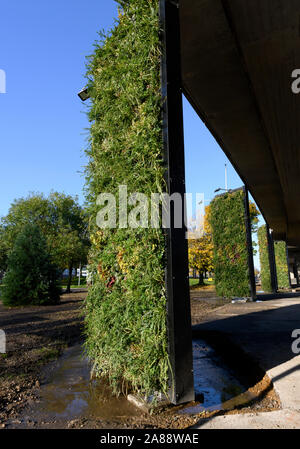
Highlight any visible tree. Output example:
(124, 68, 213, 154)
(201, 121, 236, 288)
(0, 224, 8, 273)
(188, 206, 214, 285)
(47, 192, 90, 293)
(249, 200, 260, 257)
(1, 194, 52, 251)
(51, 227, 89, 293)
(249, 201, 260, 232)
(1, 224, 61, 306)
(0, 192, 90, 292)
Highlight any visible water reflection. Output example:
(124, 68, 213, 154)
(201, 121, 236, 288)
(180, 340, 255, 414)
(35, 345, 139, 420)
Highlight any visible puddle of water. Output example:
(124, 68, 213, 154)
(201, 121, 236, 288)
(25, 341, 255, 421)
(180, 340, 255, 414)
(29, 345, 139, 421)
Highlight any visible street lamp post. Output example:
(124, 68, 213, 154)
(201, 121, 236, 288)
(214, 188, 232, 194)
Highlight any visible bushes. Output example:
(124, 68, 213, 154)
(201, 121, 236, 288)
(209, 190, 251, 297)
(258, 225, 289, 291)
(83, 0, 169, 396)
(1, 224, 61, 306)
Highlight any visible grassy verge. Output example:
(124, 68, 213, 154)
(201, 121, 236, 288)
(189, 278, 214, 287)
(60, 278, 87, 286)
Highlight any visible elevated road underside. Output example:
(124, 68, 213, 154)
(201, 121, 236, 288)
(180, 0, 300, 250)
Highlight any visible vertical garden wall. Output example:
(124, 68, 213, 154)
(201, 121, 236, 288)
(257, 225, 271, 292)
(209, 189, 252, 298)
(275, 241, 290, 288)
(258, 225, 290, 291)
(83, 0, 169, 397)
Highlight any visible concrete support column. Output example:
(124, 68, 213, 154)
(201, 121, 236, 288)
(266, 224, 278, 294)
(285, 245, 292, 288)
(243, 187, 256, 300)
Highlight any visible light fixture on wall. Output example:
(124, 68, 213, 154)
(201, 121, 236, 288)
(78, 87, 90, 101)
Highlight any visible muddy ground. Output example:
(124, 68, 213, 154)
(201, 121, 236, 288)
(0, 287, 280, 429)
(0, 291, 86, 426)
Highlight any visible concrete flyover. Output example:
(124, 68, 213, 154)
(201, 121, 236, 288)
(161, 0, 300, 404)
(180, 0, 300, 251)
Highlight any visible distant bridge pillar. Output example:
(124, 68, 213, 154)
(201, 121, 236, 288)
(243, 187, 257, 300)
(266, 224, 278, 294)
(285, 245, 292, 289)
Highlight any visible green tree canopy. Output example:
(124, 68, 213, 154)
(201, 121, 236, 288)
(0, 192, 90, 292)
(1, 224, 61, 306)
(188, 206, 214, 285)
(0, 224, 8, 272)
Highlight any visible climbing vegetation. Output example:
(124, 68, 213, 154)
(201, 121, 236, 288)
(209, 189, 259, 298)
(83, 0, 169, 397)
(258, 225, 289, 291)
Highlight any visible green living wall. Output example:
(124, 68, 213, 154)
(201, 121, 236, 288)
(83, 0, 169, 397)
(275, 241, 290, 288)
(258, 225, 290, 291)
(209, 189, 251, 298)
(257, 225, 271, 292)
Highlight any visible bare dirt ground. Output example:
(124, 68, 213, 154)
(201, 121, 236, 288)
(0, 286, 281, 429)
(0, 291, 86, 426)
(190, 284, 231, 325)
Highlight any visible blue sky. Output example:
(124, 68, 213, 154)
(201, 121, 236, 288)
(0, 0, 262, 266)
(0, 0, 118, 216)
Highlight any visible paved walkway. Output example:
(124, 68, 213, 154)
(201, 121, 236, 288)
(192, 296, 300, 428)
(196, 409, 300, 429)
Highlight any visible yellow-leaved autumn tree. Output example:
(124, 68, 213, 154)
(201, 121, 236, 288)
(188, 205, 213, 285)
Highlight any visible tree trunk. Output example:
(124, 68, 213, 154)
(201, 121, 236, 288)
(66, 263, 73, 293)
(78, 262, 81, 287)
(198, 271, 204, 285)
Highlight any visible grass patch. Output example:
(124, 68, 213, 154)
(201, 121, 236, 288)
(61, 285, 88, 290)
(189, 278, 214, 287)
(60, 278, 87, 287)
(189, 278, 199, 287)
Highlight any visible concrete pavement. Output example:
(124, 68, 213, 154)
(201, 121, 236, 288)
(196, 409, 300, 429)
(192, 296, 300, 428)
